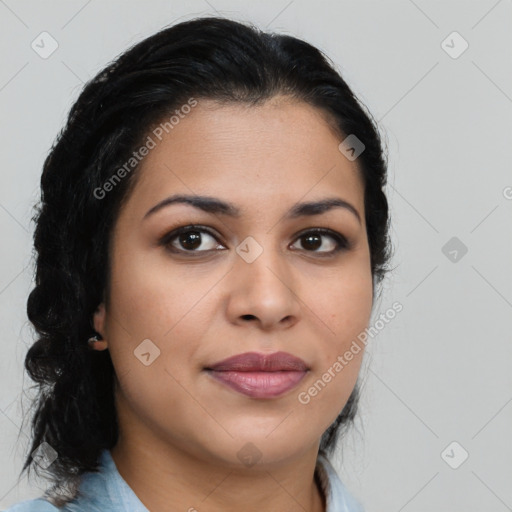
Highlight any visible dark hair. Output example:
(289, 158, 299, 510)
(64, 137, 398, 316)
(18, 16, 391, 506)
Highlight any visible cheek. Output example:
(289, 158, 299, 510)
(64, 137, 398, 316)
(309, 264, 374, 347)
(108, 247, 200, 339)
(299, 262, 372, 412)
(112, 359, 198, 450)
(331, 278, 373, 342)
(105, 251, 213, 392)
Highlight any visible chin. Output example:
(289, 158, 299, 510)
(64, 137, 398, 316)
(193, 418, 319, 469)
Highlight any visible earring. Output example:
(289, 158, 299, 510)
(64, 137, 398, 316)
(87, 333, 107, 350)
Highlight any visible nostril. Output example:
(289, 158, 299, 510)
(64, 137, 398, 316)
(241, 314, 257, 321)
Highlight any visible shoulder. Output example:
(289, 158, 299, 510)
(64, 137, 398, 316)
(4, 449, 128, 512)
(2, 498, 59, 511)
(3, 449, 110, 512)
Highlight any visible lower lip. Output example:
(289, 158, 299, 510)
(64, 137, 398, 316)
(206, 370, 307, 399)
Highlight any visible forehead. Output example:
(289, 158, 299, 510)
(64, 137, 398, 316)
(124, 97, 364, 218)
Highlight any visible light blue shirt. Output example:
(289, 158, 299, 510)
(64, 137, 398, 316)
(5, 450, 364, 511)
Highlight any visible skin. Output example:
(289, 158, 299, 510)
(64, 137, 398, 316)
(92, 96, 373, 512)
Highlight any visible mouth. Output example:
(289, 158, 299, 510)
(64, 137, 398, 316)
(204, 351, 309, 399)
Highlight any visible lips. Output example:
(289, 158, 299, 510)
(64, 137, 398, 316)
(205, 351, 309, 399)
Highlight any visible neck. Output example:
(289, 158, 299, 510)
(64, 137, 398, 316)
(110, 433, 326, 512)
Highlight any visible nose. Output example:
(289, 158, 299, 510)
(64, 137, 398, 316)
(224, 238, 302, 331)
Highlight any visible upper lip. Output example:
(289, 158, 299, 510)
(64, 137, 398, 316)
(206, 351, 309, 372)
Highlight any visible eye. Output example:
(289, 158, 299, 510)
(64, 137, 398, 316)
(159, 225, 350, 257)
(160, 225, 226, 254)
(290, 229, 349, 256)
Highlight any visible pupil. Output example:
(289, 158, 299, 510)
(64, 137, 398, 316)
(180, 231, 201, 250)
(303, 234, 321, 250)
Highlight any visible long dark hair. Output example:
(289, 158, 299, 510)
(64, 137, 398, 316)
(19, 16, 391, 506)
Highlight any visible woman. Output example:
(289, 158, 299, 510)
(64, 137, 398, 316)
(7, 16, 391, 512)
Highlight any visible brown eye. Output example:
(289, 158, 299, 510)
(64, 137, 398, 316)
(161, 225, 226, 254)
(290, 229, 349, 255)
(300, 233, 325, 251)
(178, 231, 202, 250)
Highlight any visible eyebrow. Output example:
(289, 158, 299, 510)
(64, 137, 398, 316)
(143, 194, 361, 224)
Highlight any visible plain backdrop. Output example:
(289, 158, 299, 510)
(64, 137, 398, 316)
(1, 1, 511, 511)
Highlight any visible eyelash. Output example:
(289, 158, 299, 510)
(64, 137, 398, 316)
(158, 224, 351, 258)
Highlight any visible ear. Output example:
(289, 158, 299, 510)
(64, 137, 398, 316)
(91, 302, 108, 351)
(93, 302, 107, 337)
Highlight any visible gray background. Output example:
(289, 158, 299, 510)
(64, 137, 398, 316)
(1, 1, 511, 510)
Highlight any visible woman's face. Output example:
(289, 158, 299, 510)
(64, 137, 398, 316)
(94, 96, 373, 467)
